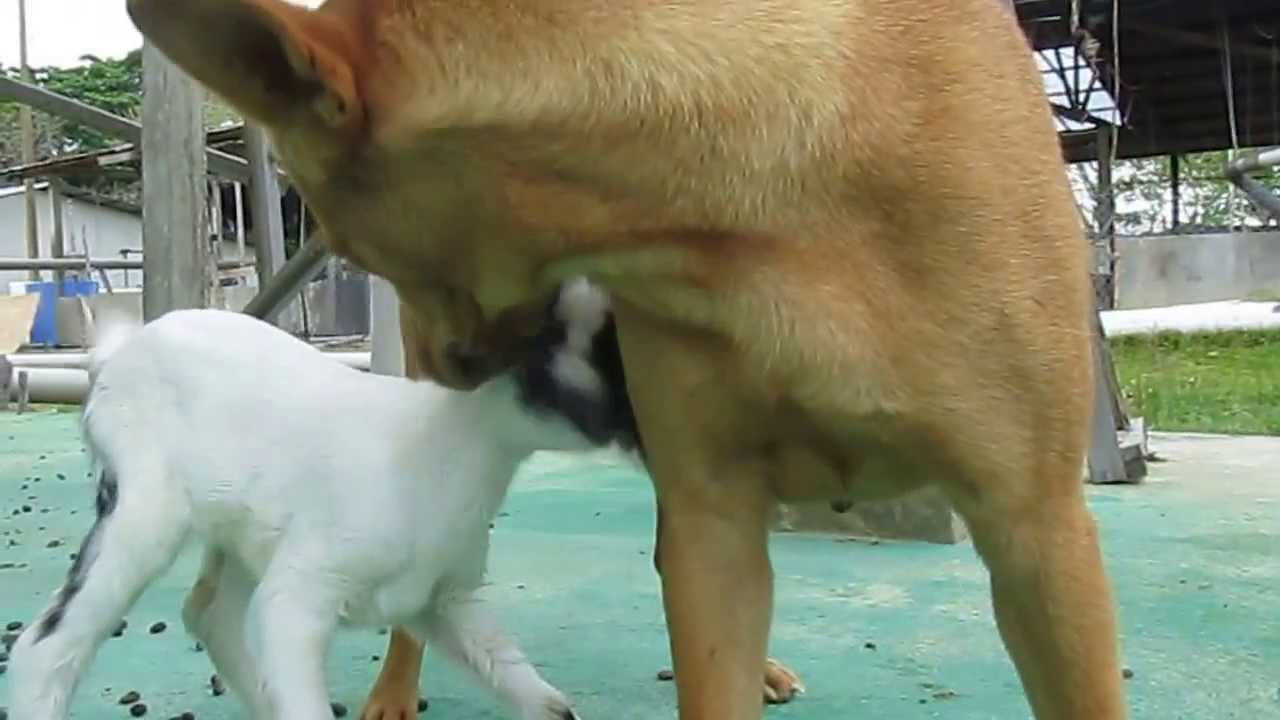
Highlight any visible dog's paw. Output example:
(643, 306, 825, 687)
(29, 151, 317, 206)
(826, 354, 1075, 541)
(762, 657, 805, 705)
(358, 682, 423, 720)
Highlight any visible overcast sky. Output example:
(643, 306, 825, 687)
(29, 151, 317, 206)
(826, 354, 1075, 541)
(0, 0, 324, 69)
(1, 1, 140, 68)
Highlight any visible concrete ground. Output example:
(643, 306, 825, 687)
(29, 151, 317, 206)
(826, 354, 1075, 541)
(1, 409, 1277, 720)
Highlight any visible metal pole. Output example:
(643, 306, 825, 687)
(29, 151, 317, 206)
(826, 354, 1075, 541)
(1169, 154, 1181, 229)
(50, 178, 66, 289)
(240, 238, 330, 322)
(0, 257, 250, 271)
(18, 0, 40, 283)
(1224, 147, 1280, 221)
(1093, 127, 1116, 310)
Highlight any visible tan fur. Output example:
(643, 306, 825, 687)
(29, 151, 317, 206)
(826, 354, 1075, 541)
(128, 0, 1127, 717)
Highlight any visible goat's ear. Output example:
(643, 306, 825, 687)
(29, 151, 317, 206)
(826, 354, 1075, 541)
(126, 0, 363, 132)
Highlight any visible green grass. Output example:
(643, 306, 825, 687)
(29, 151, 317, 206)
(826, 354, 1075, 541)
(1110, 328, 1280, 435)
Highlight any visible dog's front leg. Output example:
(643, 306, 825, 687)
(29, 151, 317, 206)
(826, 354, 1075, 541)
(652, 502, 804, 706)
(360, 628, 426, 720)
(614, 308, 774, 720)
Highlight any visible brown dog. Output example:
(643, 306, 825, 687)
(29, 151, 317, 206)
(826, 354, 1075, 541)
(127, 1, 1127, 718)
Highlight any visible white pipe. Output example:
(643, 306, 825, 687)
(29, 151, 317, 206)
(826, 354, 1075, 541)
(7, 352, 91, 369)
(5, 367, 88, 404)
(1257, 147, 1280, 167)
(5, 351, 371, 373)
(1100, 300, 1280, 337)
(6, 351, 372, 406)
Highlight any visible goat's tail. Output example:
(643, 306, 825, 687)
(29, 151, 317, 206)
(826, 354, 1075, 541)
(84, 307, 142, 380)
(7, 449, 189, 720)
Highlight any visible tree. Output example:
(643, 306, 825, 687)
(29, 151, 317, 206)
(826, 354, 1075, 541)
(1, 52, 244, 207)
(1070, 149, 1280, 237)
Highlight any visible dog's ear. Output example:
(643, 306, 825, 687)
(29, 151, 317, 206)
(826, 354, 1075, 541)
(126, 0, 363, 132)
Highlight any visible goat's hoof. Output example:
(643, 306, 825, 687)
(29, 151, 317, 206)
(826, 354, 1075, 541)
(521, 694, 579, 720)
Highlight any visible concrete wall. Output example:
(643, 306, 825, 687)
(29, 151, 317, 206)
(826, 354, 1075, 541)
(1115, 231, 1280, 310)
(0, 185, 144, 290)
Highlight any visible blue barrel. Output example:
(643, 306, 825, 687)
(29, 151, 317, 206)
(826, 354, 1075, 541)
(25, 279, 100, 346)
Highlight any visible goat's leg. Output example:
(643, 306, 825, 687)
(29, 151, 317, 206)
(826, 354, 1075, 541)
(417, 591, 579, 720)
(9, 465, 188, 720)
(183, 549, 273, 720)
(245, 557, 341, 720)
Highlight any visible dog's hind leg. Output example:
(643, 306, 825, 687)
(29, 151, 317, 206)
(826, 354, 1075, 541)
(418, 590, 578, 720)
(8, 462, 189, 720)
(183, 550, 272, 720)
(936, 387, 1127, 720)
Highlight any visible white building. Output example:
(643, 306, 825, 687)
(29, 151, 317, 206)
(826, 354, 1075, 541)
(0, 182, 144, 291)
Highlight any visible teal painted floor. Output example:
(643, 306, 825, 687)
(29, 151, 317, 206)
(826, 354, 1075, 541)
(1, 409, 1278, 719)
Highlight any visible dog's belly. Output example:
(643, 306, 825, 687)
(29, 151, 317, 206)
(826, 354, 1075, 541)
(767, 432, 930, 505)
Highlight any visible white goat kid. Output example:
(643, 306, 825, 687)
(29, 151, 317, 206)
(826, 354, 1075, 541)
(8, 279, 633, 720)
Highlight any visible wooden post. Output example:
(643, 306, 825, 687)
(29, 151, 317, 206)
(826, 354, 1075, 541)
(0, 357, 11, 411)
(18, 0, 40, 283)
(16, 370, 30, 414)
(244, 125, 302, 332)
(1170, 154, 1181, 229)
(369, 274, 406, 378)
(140, 43, 210, 322)
(1087, 308, 1128, 483)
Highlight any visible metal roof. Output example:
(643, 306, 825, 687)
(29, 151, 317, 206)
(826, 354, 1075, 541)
(1015, 0, 1280, 162)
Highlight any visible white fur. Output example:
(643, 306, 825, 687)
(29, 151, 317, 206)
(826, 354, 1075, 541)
(8, 307, 602, 720)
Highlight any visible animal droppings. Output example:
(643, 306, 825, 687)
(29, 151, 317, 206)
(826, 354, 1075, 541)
(656, 669, 675, 681)
(330, 702, 348, 717)
(1122, 668, 1135, 680)
(1, 633, 17, 649)
(130, 703, 148, 717)
(1, 705, 8, 720)
(210, 675, 225, 697)
(149, 621, 167, 635)
(0, 650, 9, 662)
(46, 539, 62, 548)
(180, 711, 196, 720)
(864, 642, 877, 650)
(4, 621, 21, 631)
(119, 691, 141, 705)
(56, 473, 66, 480)
(417, 698, 429, 713)
(112, 620, 128, 637)
(19, 506, 30, 513)
(370, 655, 380, 662)
(0, 662, 7, 676)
